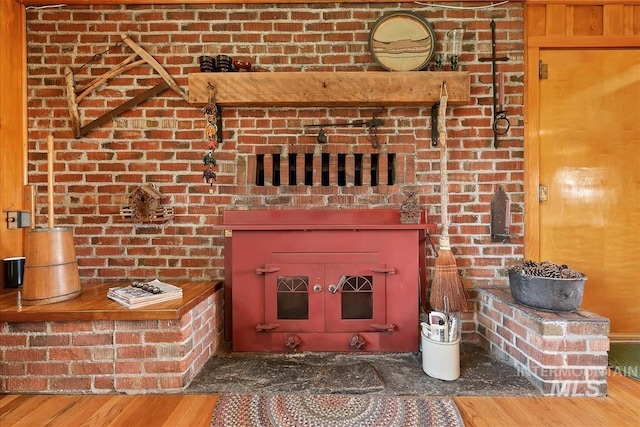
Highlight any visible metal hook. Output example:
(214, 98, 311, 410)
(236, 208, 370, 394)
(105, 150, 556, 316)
(317, 127, 327, 144)
(203, 83, 218, 115)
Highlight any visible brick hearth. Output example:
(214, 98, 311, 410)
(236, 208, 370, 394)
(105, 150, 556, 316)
(476, 287, 609, 397)
(0, 282, 223, 394)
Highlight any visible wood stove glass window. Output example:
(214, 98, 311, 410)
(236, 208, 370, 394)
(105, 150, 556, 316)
(341, 275, 373, 319)
(277, 276, 309, 320)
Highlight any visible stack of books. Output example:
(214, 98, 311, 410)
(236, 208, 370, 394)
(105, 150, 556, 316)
(107, 279, 182, 309)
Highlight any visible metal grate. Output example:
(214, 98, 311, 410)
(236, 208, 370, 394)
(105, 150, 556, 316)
(255, 153, 396, 186)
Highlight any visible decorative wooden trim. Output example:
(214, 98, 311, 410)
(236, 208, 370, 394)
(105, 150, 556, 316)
(188, 71, 470, 107)
(525, 0, 638, 4)
(528, 35, 640, 47)
(523, 46, 541, 262)
(19, 0, 489, 4)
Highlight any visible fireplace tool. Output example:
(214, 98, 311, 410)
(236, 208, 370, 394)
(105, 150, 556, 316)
(479, 20, 510, 148)
(304, 115, 384, 147)
(21, 134, 82, 305)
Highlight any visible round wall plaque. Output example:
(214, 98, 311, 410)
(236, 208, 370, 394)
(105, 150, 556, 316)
(369, 11, 437, 72)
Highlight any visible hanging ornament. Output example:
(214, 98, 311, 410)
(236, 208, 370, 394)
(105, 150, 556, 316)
(202, 83, 220, 190)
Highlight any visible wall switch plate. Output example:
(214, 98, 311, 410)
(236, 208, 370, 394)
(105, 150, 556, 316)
(5, 210, 31, 229)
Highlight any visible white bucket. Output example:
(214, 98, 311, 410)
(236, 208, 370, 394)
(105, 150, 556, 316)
(421, 331, 460, 381)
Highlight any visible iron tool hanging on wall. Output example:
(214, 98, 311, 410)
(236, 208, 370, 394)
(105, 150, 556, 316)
(304, 114, 384, 147)
(479, 20, 509, 148)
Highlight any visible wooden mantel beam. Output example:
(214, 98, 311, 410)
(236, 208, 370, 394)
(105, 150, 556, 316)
(188, 71, 470, 107)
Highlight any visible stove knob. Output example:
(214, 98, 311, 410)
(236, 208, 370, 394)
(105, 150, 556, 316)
(313, 284, 323, 293)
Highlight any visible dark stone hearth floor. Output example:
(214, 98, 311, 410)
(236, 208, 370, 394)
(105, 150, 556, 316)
(186, 342, 541, 397)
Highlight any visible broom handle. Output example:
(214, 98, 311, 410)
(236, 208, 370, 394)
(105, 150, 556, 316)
(438, 83, 449, 246)
(47, 133, 54, 228)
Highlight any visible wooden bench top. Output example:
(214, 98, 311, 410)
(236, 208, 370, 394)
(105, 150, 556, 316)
(0, 281, 221, 322)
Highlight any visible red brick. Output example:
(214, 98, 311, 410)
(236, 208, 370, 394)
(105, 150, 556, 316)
(7, 377, 48, 391)
(115, 361, 143, 374)
(115, 320, 159, 331)
(94, 376, 115, 390)
(30, 334, 70, 347)
(50, 348, 92, 361)
(159, 375, 187, 389)
(27, 362, 70, 376)
(115, 332, 142, 345)
(72, 333, 113, 346)
(0, 334, 27, 347)
(144, 360, 182, 374)
(144, 331, 186, 343)
(0, 362, 26, 376)
(71, 362, 113, 375)
(566, 353, 608, 367)
(588, 339, 610, 352)
(6, 323, 47, 333)
(50, 321, 94, 332)
(115, 376, 158, 390)
(566, 321, 609, 336)
(116, 345, 157, 359)
(4, 349, 48, 362)
(50, 377, 92, 391)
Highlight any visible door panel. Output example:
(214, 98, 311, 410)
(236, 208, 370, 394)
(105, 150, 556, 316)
(264, 264, 325, 333)
(324, 263, 387, 333)
(539, 49, 640, 334)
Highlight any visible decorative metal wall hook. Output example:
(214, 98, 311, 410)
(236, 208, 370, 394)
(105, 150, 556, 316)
(479, 20, 510, 148)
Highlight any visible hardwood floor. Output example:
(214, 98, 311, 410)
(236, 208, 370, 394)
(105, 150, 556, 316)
(1, 372, 638, 426)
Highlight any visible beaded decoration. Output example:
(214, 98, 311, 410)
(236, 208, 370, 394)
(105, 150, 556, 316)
(203, 83, 219, 188)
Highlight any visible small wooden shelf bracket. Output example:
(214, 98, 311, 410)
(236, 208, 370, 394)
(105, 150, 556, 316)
(65, 34, 188, 138)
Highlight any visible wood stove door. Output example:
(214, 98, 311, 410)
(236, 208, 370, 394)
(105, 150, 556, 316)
(324, 263, 388, 333)
(263, 263, 325, 333)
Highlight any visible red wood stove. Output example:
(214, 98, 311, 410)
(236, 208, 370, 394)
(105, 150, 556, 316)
(220, 209, 435, 352)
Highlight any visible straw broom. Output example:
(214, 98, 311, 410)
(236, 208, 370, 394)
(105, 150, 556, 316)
(429, 82, 467, 313)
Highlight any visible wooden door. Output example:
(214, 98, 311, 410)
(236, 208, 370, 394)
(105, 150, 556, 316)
(538, 49, 640, 335)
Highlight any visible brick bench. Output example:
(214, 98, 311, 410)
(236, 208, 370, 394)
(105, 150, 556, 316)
(0, 281, 223, 394)
(476, 287, 609, 396)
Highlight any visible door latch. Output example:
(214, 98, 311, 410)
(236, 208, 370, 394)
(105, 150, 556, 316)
(256, 267, 280, 274)
(256, 323, 280, 332)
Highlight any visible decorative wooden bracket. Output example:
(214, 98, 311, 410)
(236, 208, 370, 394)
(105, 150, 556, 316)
(65, 34, 188, 138)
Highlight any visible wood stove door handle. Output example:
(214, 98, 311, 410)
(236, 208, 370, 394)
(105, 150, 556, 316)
(256, 267, 280, 274)
(369, 267, 396, 274)
(256, 323, 280, 331)
(371, 323, 396, 332)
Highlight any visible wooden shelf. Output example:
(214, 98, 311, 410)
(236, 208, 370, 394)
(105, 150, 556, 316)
(0, 281, 221, 322)
(188, 71, 470, 107)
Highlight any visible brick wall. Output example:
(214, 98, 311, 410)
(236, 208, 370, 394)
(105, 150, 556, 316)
(477, 288, 609, 396)
(0, 290, 223, 393)
(25, 3, 525, 287)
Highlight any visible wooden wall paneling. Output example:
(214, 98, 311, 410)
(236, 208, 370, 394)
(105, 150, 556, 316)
(527, 5, 548, 36)
(0, 0, 27, 264)
(572, 5, 604, 35)
(604, 5, 625, 35)
(546, 4, 568, 35)
(634, 5, 640, 34)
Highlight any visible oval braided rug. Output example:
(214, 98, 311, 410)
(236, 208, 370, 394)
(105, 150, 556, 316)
(210, 393, 465, 427)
